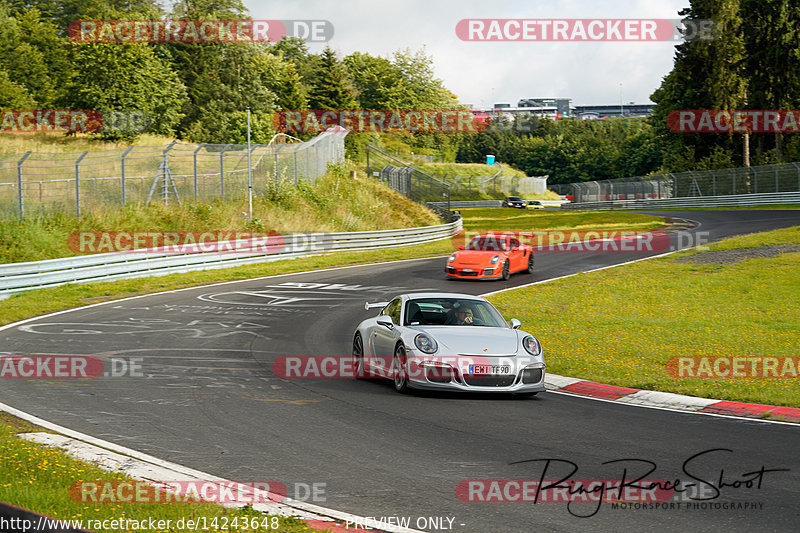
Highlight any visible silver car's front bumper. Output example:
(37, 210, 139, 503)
(404, 358, 546, 393)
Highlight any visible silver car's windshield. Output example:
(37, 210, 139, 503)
(404, 298, 508, 327)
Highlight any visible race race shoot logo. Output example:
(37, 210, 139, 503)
(0, 110, 104, 133)
(67, 230, 285, 254)
(68, 20, 333, 43)
(272, 110, 490, 134)
(0, 355, 142, 378)
(667, 110, 800, 133)
(455, 19, 715, 42)
(70, 480, 287, 504)
(666, 356, 800, 379)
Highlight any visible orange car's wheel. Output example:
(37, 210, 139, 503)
(502, 261, 510, 280)
(526, 253, 535, 274)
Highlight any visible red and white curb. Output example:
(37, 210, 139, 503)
(544, 374, 800, 424)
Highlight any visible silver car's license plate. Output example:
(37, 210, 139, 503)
(469, 364, 511, 374)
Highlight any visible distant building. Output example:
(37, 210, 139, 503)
(466, 98, 655, 123)
(573, 104, 654, 119)
(519, 98, 573, 117)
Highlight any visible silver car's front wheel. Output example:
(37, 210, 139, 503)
(353, 333, 367, 379)
(393, 344, 409, 393)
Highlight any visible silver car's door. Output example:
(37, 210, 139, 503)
(369, 298, 402, 376)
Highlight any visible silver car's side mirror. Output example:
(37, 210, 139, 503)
(509, 318, 522, 330)
(377, 316, 394, 329)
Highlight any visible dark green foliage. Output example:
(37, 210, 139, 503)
(307, 47, 358, 110)
(651, 0, 800, 168)
(68, 43, 189, 140)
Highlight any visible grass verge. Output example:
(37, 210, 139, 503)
(458, 208, 664, 234)
(0, 414, 327, 532)
(487, 226, 800, 409)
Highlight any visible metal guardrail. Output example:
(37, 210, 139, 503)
(0, 219, 462, 299)
(430, 200, 502, 208)
(562, 191, 800, 210)
(428, 200, 566, 209)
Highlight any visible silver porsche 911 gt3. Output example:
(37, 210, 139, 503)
(352, 292, 546, 396)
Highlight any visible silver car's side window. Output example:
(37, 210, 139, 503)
(383, 298, 401, 324)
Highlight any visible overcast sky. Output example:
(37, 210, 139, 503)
(243, 0, 690, 108)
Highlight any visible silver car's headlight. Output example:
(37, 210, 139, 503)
(449, 253, 457, 263)
(490, 255, 500, 264)
(522, 336, 541, 356)
(414, 333, 438, 354)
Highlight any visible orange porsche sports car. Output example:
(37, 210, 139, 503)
(446, 233, 535, 280)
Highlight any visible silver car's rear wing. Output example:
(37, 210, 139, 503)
(365, 301, 389, 310)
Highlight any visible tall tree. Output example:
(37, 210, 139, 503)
(68, 42, 188, 140)
(742, 0, 800, 162)
(307, 47, 357, 110)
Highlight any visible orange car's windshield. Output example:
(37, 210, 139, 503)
(467, 236, 507, 251)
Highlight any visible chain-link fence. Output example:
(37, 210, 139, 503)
(570, 162, 800, 203)
(365, 144, 455, 221)
(385, 150, 444, 164)
(0, 128, 348, 219)
(442, 175, 548, 198)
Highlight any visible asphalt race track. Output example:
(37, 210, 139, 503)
(1, 210, 799, 532)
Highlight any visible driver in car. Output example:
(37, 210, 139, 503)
(447, 306, 474, 325)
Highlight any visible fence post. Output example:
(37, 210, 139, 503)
(775, 164, 779, 193)
(711, 170, 716, 196)
(249, 143, 261, 194)
(17, 151, 31, 219)
(120, 145, 134, 205)
(754, 166, 758, 193)
(294, 148, 298, 185)
(219, 144, 231, 198)
(793, 162, 800, 191)
(274, 144, 283, 184)
(161, 141, 177, 204)
(306, 145, 310, 181)
(193, 143, 206, 201)
(315, 143, 320, 182)
(75, 151, 89, 217)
